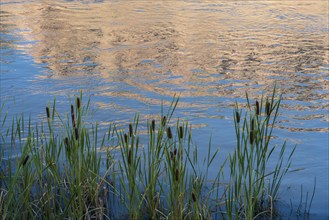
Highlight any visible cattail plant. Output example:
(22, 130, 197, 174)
(166, 127, 173, 139)
(225, 86, 297, 219)
(71, 104, 76, 128)
(21, 155, 29, 167)
(266, 101, 271, 116)
(46, 106, 50, 119)
(162, 116, 167, 127)
(118, 118, 142, 220)
(255, 100, 260, 115)
(0, 87, 301, 220)
(129, 123, 133, 137)
(179, 126, 183, 139)
(235, 111, 240, 124)
(76, 97, 81, 109)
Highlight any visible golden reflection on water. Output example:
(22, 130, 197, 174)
(1, 1, 328, 126)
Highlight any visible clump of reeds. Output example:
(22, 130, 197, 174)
(224, 86, 297, 219)
(0, 87, 307, 219)
(113, 97, 218, 219)
(0, 94, 110, 219)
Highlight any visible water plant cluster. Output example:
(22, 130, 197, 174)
(0, 89, 298, 219)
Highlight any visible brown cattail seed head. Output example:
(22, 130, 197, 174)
(124, 133, 128, 144)
(179, 126, 183, 139)
(250, 131, 254, 145)
(71, 104, 76, 128)
(21, 155, 29, 167)
(255, 101, 260, 115)
(175, 169, 179, 182)
(65, 137, 69, 147)
(129, 124, 133, 137)
(76, 97, 81, 109)
(251, 118, 255, 132)
(173, 148, 177, 156)
(235, 111, 240, 123)
(162, 116, 167, 126)
(192, 192, 196, 202)
(64, 137, 70, 151)
(151, 120, 155, 131)
(166, 127, 172, 139)
(170, 151, 174, 160)
(266, 101, 271, 116)
(128, 149, 132, 165)
(75, 127, 79, 140)
(46, 106, 50, 119)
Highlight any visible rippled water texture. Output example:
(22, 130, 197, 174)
(1, 0, 328, 217)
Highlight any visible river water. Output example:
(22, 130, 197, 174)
(1, 0, 328, 218)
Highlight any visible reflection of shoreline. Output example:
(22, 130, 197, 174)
(1, 1, 328, 104)
(1, 3, 328, 215)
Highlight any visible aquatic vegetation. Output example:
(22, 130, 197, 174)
(224, 88, 296, 219)
(0, 88, 308, 219)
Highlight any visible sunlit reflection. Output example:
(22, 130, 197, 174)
(1, 0, 328, 131)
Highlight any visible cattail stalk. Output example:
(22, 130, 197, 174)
(266, 101, 271, 116)
(64, 137, 70, 150)
(162, 116, 167, 126)
(21, 155, 29, 167)
(175, 169, 179, 182)
(235, 111, 240, 123)
(75, 127, 79, 140)
(76, 97, 81, 109)
(46, 107, 50, 119)
(124, 133, 128, 144)
(129, 124, 133, 137)
(250, 118, 255, 144)
(251, 118, 255, 132)
(250, 131, 254, 145)
(166, 127, 172, 139)
(192, 192, 196, 202)
(71, 105, 76, 128)
(179, 126, 183, 139)
(255, 101, 260, 115)
(128, 149, 132, 165)
(151, 120, 155, 131)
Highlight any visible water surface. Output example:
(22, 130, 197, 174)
(1, 0, 328, 218)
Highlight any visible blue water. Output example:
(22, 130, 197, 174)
(1, 0, 328, 218)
